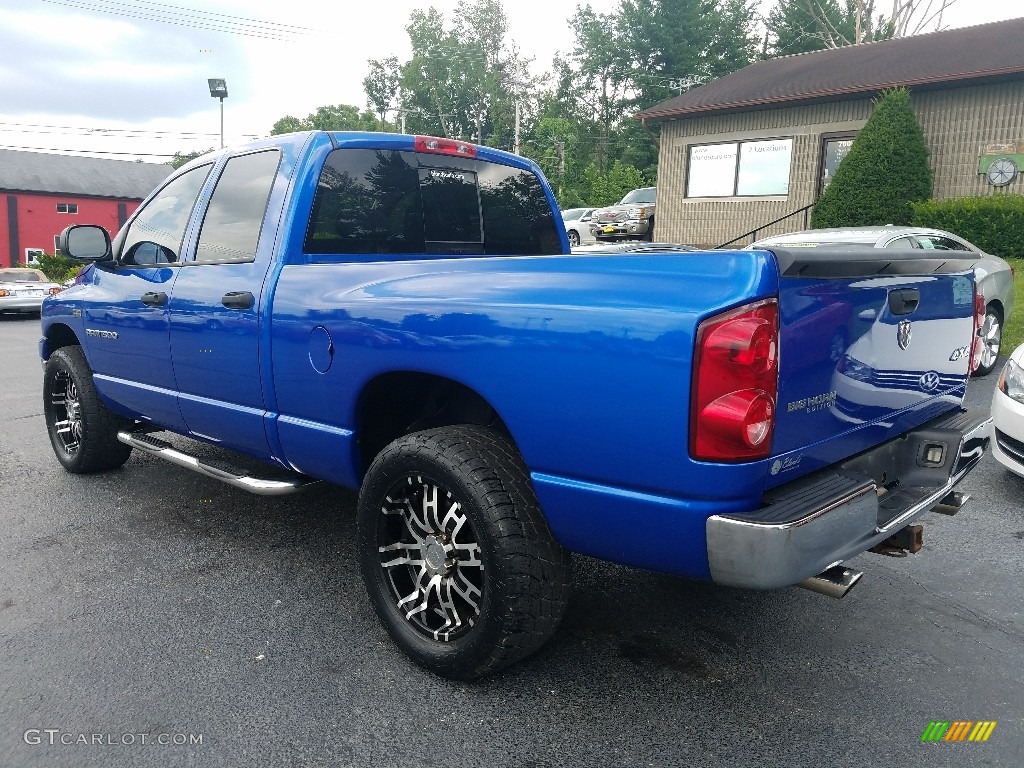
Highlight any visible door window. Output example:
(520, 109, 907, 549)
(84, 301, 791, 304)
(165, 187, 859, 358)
(884, 237, 918, 250)
(120, 165, 212, 263)
(916, 235, 969, 251)
(194, 150, 281, 264)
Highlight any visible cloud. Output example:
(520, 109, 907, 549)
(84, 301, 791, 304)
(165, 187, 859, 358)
(0, 2, 248, 122)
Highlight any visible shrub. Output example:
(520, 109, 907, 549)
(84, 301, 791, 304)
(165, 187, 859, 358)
(812, 87, 932, 228)
(911, 194, 1024, 259)
(34, 251, 78, 282)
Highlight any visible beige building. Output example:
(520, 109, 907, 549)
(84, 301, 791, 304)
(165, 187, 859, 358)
(638, 18, 1024, 248)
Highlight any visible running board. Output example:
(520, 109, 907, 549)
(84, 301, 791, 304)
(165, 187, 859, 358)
(117, 430, 318, 496)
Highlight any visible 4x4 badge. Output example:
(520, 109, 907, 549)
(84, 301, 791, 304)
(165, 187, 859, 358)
(897, 319, 912, 350)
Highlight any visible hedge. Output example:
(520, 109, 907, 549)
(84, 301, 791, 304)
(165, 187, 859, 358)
(911, 194, 1024, 259)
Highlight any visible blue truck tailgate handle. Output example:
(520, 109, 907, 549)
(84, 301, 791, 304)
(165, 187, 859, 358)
(888, 289, 920, 315)
(140, 291, 166, 307)
(222, 291, 255, 310)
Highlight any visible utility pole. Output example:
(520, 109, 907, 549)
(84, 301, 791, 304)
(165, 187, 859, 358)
(514, 100, 521, 155)
(555, 140, 565, 201)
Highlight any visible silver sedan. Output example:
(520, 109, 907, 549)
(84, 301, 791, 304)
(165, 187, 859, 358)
(751, 226, 1016, 376)
(0, 268, 62, 315)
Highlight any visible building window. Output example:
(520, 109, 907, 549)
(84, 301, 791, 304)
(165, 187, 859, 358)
(819, 134, 857, 192)
(686, 138, 793, 198)
(56, 203, 79, 214)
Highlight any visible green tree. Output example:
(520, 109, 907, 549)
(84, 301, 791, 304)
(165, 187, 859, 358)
(170, 148, 215, 169)
(765, 0, 961, 57)
(269, 105, 381, 136)
(363, 56, 402, 129)
(811, 87, 932, 228)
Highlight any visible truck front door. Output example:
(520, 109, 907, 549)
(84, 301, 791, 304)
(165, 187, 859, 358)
(84, 163, 212, 432)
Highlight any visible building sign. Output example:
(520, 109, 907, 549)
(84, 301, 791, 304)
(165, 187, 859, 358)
(687, 142, 738, 197)
(978, 141, 1024, 174)
(686, 138, 793, 197)
(737, 139, 792, 195)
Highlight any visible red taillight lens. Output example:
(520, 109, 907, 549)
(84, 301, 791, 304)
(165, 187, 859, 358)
(0, 289, 10, 297)
(48, 286, 62, 295)
(970, 292, 986, 373)
(691, 299, 779, 462)
(414, 135, 477, 158)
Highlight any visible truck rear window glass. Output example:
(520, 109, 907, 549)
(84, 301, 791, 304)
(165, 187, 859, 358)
(304, 148, 560, 257)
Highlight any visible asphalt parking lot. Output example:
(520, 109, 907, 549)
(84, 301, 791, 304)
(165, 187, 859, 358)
(1, 314, 1022, 767)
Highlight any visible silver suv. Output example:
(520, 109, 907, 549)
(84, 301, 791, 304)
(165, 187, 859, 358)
(591, 187, 656, 242)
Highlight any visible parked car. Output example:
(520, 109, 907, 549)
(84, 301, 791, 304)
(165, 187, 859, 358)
(0, 268, 62, 315)
(992, 342, 1024, 478)
(561, 207, 596, 247)
(750, 226, 1015, 376)
(590, 187, 656, 242)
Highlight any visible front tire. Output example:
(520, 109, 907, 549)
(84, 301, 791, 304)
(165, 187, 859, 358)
(43, 346, 133, 473)
(974, 305, 1002, 377)
(357, 425, 571, 680)
(567, 229, 581, 248)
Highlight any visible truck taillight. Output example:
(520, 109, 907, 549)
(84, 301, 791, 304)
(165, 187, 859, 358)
(971, 292, 986, 373)
(414, 135, 477, 158)
(690, 299, 779, 462)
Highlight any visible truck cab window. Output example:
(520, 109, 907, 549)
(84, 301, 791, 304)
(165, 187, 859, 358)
(304, 148, 560, 257)
(119, 164, 211, 264)
(194, 150, 281, 264)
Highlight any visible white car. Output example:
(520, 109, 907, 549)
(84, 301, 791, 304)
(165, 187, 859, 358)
(0, 268, 62, 315)
(561, 208, 596, 248)
(992, 343, 1024, 478)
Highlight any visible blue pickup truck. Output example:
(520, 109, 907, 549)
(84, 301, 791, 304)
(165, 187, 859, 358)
(42, 131, 991, 679)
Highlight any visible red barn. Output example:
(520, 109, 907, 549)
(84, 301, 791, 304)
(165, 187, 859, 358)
(0, 149, 172, 267)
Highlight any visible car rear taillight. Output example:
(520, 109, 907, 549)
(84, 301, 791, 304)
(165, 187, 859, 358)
(970, 292, 986, 373)
(690, 299, 779, 462)
(48, 286, 62, 295)
(414, 135, 477, 158)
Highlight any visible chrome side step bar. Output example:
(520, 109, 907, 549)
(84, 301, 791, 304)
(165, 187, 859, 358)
(797, 565, 863, 599)
(117, 430, 318, 496)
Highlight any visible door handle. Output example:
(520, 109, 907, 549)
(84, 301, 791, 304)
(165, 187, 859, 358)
(140, 291, 167, 307)
(221, 291, 255, 310)
(888, 289, 920, 316)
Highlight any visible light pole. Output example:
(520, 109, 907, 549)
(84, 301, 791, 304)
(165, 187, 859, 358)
(207, 78, 228, 149)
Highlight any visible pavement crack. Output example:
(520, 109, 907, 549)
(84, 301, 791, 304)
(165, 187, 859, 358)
(11, 412, 43, 420)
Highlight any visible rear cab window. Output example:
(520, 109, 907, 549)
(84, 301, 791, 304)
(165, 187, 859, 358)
(304, 148, 560, 258)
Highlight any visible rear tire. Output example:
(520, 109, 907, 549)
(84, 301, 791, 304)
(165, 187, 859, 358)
(357, 425, 571, 680)
(567, 229, 581, 248)
(43, 346, 133, 473)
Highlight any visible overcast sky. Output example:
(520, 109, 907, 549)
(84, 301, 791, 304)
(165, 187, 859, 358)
(0, 0, 1020, 163)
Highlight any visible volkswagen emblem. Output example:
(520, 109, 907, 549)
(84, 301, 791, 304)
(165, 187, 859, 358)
(919, 371, 940, 392)
(897, 320, 912, 350)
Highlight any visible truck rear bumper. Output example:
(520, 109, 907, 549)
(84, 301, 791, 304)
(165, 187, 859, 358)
(706, 408, 992, 590)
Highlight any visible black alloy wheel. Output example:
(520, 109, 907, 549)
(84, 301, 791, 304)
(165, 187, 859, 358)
(357, 425, 571, 680)
(43, 346, 133, 473)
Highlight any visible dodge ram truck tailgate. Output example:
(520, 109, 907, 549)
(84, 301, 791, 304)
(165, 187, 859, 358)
(767, 247, 981, 486)
(703, 246, 990, 591)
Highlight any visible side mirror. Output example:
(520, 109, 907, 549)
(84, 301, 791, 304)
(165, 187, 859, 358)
(123, 241, 176, 266)
(59, 225, 111, 261)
